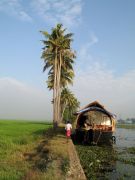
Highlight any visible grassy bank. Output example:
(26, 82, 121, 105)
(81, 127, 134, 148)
(116, 124, 135, 129)
(0, 120, 69, 179)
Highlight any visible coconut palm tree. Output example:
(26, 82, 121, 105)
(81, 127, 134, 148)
(41, 24, 75, 128)
(60, 88, 80, 122)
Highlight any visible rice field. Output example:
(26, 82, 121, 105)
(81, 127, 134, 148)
(0, 120, 52, 179)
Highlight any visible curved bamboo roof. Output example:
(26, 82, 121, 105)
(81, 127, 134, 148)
(75, 101, 116, 118)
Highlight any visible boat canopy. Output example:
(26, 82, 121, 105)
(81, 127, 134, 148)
(75, 106, 116, 119)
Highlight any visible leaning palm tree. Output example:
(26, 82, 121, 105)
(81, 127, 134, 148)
(41, 24, 75, 128)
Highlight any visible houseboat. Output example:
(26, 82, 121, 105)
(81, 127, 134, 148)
(73, 101, 116, 145)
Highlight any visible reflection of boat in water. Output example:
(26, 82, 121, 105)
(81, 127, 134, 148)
(73, 101, 116, 145)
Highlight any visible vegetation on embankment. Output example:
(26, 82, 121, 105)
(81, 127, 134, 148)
(76, 125, 135, 179)
(117, 147, 135, 166)
(0, 120, 69, 180)
(116, 124, 135, 129)
(76, 145, 117, 179)
(76, 144, 135, 179)
(127, 147, 135, 154)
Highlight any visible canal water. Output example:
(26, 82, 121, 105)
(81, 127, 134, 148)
(115, 128, 135, 148)
(106, 128, 135, 180)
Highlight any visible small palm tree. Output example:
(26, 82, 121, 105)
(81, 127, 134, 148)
(60, 88, 80, 122)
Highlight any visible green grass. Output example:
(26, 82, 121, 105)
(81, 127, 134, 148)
(0, 120, 52, 180)
(117, 124, 135, 129)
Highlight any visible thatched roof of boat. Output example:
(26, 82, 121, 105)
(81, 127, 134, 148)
(75, 101, 116, 118)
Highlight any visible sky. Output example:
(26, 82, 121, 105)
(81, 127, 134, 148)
(0, 0, 135, 120)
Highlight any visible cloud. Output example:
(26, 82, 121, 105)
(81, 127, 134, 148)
(0, 0, 83, 26)
(0, 77, 52, 120)
(78, 33, 99, 66)
(18, 11, 33, 22)
(1, 67, 135, 121)
(72, 63, 135, 119)
(0, 0, 32, 22)
(88, 33, 99, 46)
(71, 35, 135, 119)
(31, 0, 83, 27)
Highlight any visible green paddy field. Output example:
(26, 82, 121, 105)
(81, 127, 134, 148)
(0, 120, 52, 179)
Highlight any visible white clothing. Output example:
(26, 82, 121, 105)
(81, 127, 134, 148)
(65, 123, 72, 131)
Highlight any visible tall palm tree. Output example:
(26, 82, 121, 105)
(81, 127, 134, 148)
(46, 50, 75, 90)
(41, 24, 75, 128)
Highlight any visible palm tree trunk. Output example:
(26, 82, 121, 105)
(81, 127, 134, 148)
(53, 48, 58, 129)
(57, 52, 62, 124)
(55, 53, 59, 125)
(55, 50, 61, 127)
(53, 88, 55, 125)
(61, 102, 67, 122)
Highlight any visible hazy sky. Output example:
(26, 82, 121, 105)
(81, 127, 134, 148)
(0, 0, 135, 120)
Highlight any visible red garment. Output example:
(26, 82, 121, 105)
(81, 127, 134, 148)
(66, 130, 71, 137)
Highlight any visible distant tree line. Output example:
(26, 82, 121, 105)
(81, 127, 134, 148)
(117, 118, 135, 124)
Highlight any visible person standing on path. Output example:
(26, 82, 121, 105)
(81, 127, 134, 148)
(65, 121, 72, 141)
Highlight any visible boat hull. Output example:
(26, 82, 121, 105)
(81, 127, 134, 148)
(72, 129, 114, 145)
